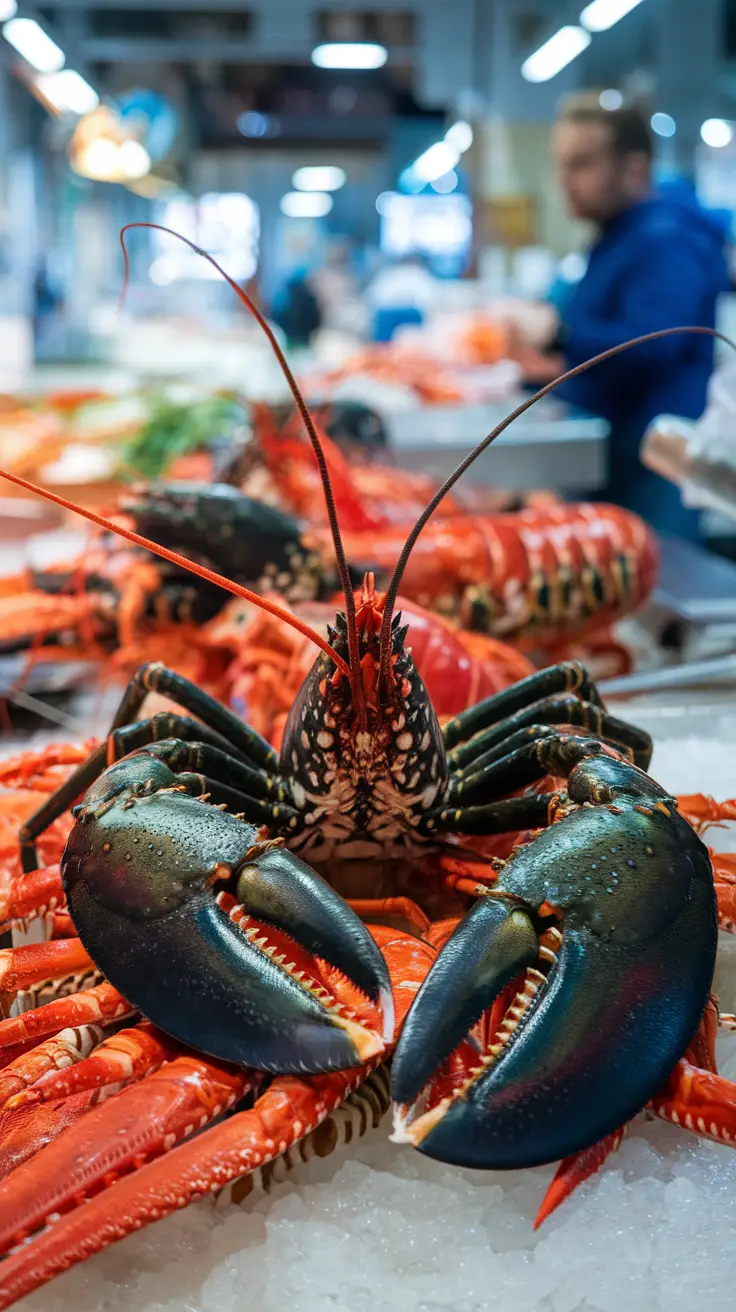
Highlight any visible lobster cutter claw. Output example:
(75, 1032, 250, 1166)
(62, 783, 392, 1076)
(391, 759, 718, 1168)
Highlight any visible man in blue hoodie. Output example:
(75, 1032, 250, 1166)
(519, 98, 728, 541)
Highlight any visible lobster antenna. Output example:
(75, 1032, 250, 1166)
(379, 324, 736, 685)
(0, 469, 351, 677)
(119, 223, 362, 693)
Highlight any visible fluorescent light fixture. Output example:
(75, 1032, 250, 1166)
(599, 88, 623, 110)
(580, 0, 646, 33)
(2, 17, 65, 73)
(0, 2, 17, 23)
(37, 69, 98, 115)
(119, 140, 151, 179)
(444, 121, 473, 153)
(701, 118, 734, 149)
(411, 141, 460, 184)
(431, 170, 458, 194)
(292, 165, 346, 192)
(521, 26, 591, 83)
(280, 191, 333, 218)
(311, 42, 387, 70)
(650, 112, 676, 139)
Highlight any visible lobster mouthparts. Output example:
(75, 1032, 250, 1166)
(391, 756, 718, 1168)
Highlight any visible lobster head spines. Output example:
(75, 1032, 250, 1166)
(279, 594, 448, 820)
(391, 756, 718, 1171)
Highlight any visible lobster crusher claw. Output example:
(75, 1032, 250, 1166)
(61, 752, 391, 1075)
(390, 755, 718, 1169)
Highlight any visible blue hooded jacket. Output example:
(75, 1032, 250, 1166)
(555, 193, 728, 540)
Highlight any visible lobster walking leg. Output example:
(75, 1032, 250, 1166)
(445, 696, 651, 774)
(442, 662, 603, 749)
(19, 662, 280, 872)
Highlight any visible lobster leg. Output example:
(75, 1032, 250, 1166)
(110, 662, 277, 769)
(0, 929, 433, 1309)
(446, 698, 650, 774)
(19, 662, 282, 871)
(443, 662, 603, 750)
(19, 744, 109, 873)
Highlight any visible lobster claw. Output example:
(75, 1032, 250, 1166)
(391, 758, 718, 1168)
(62, 784, 391, 1075)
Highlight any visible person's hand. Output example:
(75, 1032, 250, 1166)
(487, 298, 560, 350)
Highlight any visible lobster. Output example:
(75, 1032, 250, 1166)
(0, 483, 345, 699)
(0, 224, 730, 1303)
(219, 397, 659, 666)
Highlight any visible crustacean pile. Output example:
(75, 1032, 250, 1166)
(0, 226, 730, 1307)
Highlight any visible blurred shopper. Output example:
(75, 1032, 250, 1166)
(271, 269, 322, 348)
(499, 97, 728, 542)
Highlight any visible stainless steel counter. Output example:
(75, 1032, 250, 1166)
(383, 396, 609, 492)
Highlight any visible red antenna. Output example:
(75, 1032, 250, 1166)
(378, 324, 736, 687)
(0, 469, 351, 677)
(119, 223, 363, 706)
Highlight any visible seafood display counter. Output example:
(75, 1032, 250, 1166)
(385, 396, 609, 492)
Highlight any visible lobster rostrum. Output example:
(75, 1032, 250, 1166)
(0, 226, 732, 1303)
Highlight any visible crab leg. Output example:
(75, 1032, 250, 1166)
(676, 794, 736, 832)
(0, 864, 66, 930)
(534, 1000, 733, 1227)
(0, 1024, 105, 1110)
(0, 981, 130, 1054)
(534, 1127, 628, 1229)
(0, 938, 93, 992)
(0, 929, 433, 1308)
(10, 1021, 178, 1109)
(712, 851, 736, 931)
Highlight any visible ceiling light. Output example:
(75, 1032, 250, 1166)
(292, 166, 346, 192)
(410, 142, 461, 184)
(280, 191, 333, 218)
(119, 140, 151, 179)
(521, 27, 591, 83)
(650, 112, 676, 138)
(311, 42, 387, 70)
(580, 0, 646, 32)
(77, 137, 120, 182)
(37, 69, 98, 115)
(0, 2, 17, 22)
(700, 119, 734, 149)
(431, 170, 458, 194)
(599, 89, 623, 110)
(2, 17, 65, 73)
(444, 121, 473, 152)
